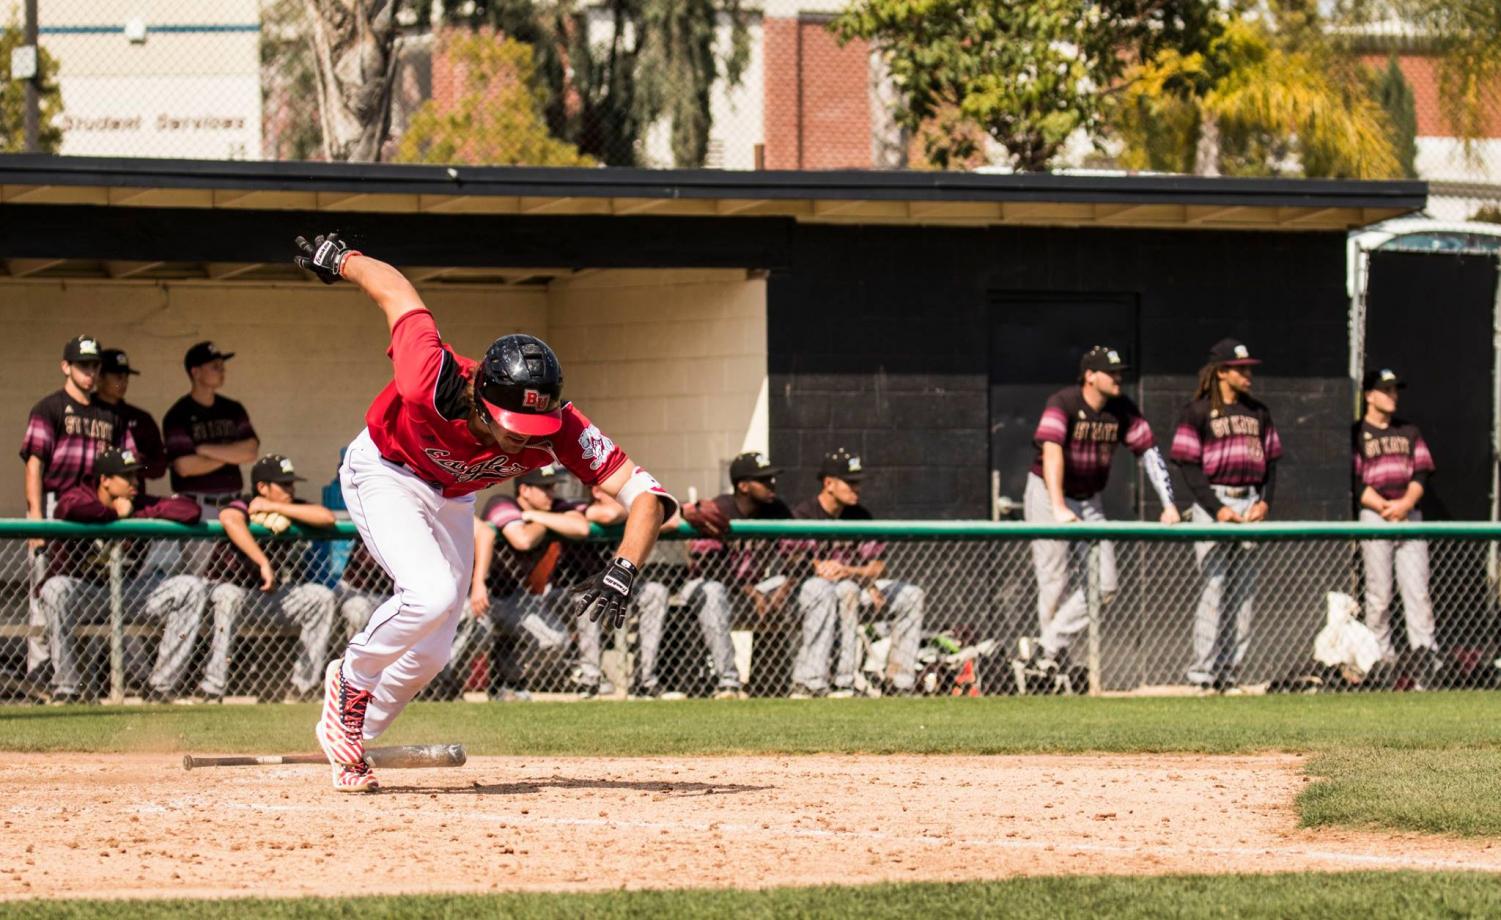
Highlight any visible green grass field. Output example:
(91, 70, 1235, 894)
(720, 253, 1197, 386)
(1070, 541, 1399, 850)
(6, 693, 1500, 916)
(5, 873, 1501, 920)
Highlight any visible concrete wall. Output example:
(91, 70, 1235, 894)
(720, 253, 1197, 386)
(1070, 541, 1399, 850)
(769, 225, 1355, 520)
(0, 269, 767, 516)
(547, 269, 768, 503)
(0, 279, 546, 516)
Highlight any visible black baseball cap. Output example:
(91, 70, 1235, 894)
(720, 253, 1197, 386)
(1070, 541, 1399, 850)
(517, 464, 563, 487)
(1080, 345, 1129, 374)
(729, 451, 781, 483)
(63, 335, 102, 364)
(184, 340, 235, 371)
(100, 348, 141, 376)
(1207, 338, 1261, 367)
(818, 448, 865, 482)
(251, 454, 306, 486)
(1363, 367, 1407, 392)
(95, 447, 144, 478)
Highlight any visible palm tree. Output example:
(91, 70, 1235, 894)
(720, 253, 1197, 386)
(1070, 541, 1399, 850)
(1116, 16, 1400, 179)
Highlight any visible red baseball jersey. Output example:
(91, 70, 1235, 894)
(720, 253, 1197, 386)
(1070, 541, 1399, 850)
(366, 310, 626, 498)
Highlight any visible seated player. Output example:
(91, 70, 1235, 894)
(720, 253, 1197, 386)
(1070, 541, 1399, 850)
(573, 485, 672, 699)
(673, 452, 795, 699)
(201, 455, 338, 702)
(790, 449, 926, 698)
(445, 464, 587, 701)
(37, 447, 207, 703)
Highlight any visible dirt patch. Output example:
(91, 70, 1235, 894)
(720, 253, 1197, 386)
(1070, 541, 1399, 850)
(1, 752, 1498, 900)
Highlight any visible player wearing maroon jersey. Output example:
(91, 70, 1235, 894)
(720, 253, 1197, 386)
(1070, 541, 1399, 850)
(95, 349, 168, 485)
(1171, 338, 1282, 692)
(1014, 346, 1178, 693)
(20, 335, 123, 685)
(295, 233, 677, 792)
(1354, 367, 1440, 684)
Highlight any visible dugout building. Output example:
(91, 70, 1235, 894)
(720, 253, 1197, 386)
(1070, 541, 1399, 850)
(0, 156, 1428, 522)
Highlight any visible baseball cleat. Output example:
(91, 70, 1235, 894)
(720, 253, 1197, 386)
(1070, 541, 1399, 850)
(331, 761, 380, 793)
(318, 659, 372, 768)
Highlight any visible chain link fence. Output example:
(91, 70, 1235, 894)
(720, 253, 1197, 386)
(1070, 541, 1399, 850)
(2, 519, 1498, 705)
(0, 3, 1495, 220)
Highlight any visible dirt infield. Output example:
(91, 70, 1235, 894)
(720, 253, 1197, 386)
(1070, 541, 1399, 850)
(2, 752, 1498, 901)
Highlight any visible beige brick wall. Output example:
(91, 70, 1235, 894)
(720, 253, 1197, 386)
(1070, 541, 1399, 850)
(546, 269, 768, 502)
(0, 279, 547, 516)
(0, 269, 766, 516)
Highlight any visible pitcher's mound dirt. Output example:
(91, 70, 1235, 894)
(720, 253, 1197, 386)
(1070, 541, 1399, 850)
(2, 753, 1498, 901)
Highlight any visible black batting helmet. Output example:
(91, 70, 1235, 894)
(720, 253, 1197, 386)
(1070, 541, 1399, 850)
(476, 334, 564, 436)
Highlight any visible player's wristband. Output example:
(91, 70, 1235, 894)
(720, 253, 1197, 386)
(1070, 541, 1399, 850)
(338, 250, 362, 277)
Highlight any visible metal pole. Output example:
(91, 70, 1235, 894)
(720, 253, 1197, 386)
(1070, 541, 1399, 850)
(108, 543, 124, 704)
(23, 0, 39, 152)
(1086, 542, 1102, 697)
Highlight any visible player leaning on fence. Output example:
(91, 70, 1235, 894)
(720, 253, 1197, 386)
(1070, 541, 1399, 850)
(790, 449, 926, 698)
(1014, 346, 1177, 694)
(1171, 338, 1282, 693)
(38, 447, 206, 703)
(294, 232, 676, 792)
(1354, 367, 1441, 684)
(201, 455, 339, 704)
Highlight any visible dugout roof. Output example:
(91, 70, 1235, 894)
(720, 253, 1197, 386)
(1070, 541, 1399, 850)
(0, 155, 1425, 283)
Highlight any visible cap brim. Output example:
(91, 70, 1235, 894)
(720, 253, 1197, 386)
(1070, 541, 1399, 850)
(1220, 358, 1262, 367)
(493, 405, 563, 437)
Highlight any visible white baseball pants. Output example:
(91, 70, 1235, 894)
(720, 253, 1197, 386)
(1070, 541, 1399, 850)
(338, 428, 476, 740)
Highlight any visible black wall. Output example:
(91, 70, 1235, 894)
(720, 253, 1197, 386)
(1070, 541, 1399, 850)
(767, 225, 1353, 519)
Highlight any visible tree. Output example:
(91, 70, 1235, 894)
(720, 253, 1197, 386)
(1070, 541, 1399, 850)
(425, 0, 749, 167)
(302, 0, 404, 161)
(0, 15, 64, 153)
(830, 0, 1219, 171)
(393, 31, 592, 166)
(261, 0, 323, 160)
(1115, 14, 1400, 179)
(1372, 55, 1418, 179)
(1335, 1, 1500, 150)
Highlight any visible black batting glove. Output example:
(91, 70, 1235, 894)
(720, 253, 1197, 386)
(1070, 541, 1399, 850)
(572, 557, 638, 630)
(294, 232, 357, 284)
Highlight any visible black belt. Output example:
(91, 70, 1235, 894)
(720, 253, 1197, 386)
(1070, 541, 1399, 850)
(185, 492, 240, 509)
(1213, 486, 1254, 499)
(379, 453, 444, 492)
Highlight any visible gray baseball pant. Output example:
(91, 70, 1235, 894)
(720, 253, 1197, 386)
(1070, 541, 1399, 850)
(336, 587, 381, 642)
(444, 589, 571, 690)
(576, 580, 669, 688)
(1358, 508, 1436, 657)
(648, 578, 741, 691)
(1187, 491, 1260, 685)
(1023, 473, 1118, 657)
(793, 577, 925, 692)
(201, 581, 338, 697)
(38, 573, 209, 697)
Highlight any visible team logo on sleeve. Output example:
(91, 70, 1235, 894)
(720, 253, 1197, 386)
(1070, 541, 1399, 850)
(578, 425, 616, 472)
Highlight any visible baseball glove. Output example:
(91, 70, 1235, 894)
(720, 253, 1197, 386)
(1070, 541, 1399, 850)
(250, 511, 293, 535)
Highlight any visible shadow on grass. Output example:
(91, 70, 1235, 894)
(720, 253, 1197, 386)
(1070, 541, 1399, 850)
(383, 775, 774, 797)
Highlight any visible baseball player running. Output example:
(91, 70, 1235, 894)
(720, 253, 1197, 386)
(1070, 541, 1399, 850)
(1171, 338, 1282, 692)
(294, 233, 677, 792)
(1015, 346, 1178, 693)
(1354, 367, 1440, 684)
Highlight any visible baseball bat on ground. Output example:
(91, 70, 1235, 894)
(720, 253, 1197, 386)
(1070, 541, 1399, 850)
(182, 743, 467, 771)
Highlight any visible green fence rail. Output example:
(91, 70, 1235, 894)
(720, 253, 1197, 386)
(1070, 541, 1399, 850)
(4, 518, 1501, 541)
